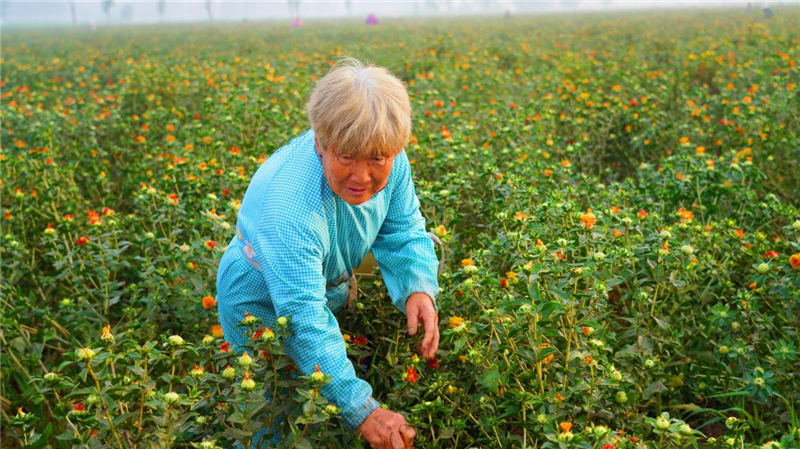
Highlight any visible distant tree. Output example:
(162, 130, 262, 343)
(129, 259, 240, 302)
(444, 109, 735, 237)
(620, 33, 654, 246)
(344, 0, 352, 15)
(120, 3, 133, 22)
(205, 0, 213, 20)
(424, 0, 438, 13)
(102, 0, 114, 23)
(288, 0, 300, 17)
(158, 0, 166, 21)
(69, 0, 78, 25)
(559, 0, 581, 10)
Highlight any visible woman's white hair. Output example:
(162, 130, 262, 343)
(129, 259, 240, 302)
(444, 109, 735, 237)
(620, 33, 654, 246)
(307, 57, 411, 158)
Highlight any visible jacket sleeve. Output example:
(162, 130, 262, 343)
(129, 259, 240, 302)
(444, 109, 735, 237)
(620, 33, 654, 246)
(257, 213, 379, 431)
(370, 151, 440, 314)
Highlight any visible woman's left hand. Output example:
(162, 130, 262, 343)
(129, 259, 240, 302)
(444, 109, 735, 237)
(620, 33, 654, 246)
(405, 293, 439, 359)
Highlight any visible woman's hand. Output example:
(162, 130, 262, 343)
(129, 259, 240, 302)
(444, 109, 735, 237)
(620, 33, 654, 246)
(405, 293, 439, 359)
(358, 408, 416, 448)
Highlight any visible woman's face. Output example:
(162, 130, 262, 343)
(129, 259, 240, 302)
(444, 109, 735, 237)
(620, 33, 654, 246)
(315, 137, 396, 205)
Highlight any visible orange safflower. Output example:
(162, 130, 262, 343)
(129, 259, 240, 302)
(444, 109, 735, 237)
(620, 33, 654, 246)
(611, 228, 624, 237)
(790, 253, 800, 269)
(579, 209, 597, 229)
(202, 295, 217, 309)
(211, 325, 224, 338)
(677, 207, 694, 222)
(560, 422, 573, 433)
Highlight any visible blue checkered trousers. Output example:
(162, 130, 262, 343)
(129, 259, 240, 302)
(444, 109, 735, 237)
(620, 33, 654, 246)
(215, 129, 440, 438)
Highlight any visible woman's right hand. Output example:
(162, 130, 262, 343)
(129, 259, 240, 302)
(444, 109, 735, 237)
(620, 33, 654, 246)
(358, 407, 416, 448)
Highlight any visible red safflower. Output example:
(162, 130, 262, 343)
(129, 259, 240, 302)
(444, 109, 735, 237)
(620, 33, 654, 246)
(168, 193, 178, 204)
(351, 335, 367, 346)
(205, 240, 216, 251)
(403, 366, 419, 383)
(72, 402, 86, 412)
(790, 253, 800, 269)
(735, 229, 745, 239)
(764, 250, 779, 259)
(202, 295, 217, 309)
(637, 209, 648, 219)
(220, 341, 231, 353)
(253, 329, 263, 339)
(62, 214, 74, 221)
(601, 444, 617, 449)
(101, 207, 115, 216)
(76, 236, 91, 246)
(426, 358, 439, 369)
(499, 278, 509, 288)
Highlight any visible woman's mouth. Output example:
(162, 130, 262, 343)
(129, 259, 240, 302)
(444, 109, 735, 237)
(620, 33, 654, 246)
(346, 186, 367, 195)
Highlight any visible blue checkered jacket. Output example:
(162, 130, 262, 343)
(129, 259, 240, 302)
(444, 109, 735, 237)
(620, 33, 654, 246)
(216, 129, 440, 430)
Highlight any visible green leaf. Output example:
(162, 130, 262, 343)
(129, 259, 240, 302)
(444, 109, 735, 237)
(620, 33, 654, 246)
(643, 381, 667, 399)
(480, 365, 501, 392)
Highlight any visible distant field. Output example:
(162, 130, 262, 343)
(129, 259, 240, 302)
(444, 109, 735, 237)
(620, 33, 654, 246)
(2, 8, 799, 448)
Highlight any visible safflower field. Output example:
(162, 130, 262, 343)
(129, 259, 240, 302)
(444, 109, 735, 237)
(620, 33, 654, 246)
(2, 7, 800, 448)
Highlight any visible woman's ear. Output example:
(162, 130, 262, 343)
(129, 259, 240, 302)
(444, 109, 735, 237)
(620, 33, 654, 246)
(314, 136, 322, 157)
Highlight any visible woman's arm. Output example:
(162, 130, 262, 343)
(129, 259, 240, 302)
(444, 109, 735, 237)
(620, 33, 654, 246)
(256, 214, 379, 431)
(371, 151, 441, 314)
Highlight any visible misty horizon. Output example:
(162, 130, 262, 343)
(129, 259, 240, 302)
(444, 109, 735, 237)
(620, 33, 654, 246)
(2, 0, 798, 27)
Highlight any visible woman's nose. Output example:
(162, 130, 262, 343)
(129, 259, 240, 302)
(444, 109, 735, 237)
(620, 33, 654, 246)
(349, 162, 372, 183)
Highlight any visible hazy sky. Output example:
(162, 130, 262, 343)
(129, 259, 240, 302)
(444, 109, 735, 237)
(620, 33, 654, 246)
(1, 0, 797, 25)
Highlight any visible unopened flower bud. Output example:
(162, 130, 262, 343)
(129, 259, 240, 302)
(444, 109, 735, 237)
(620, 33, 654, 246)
(168, 335, 185, 346)
(164, 391, 180, 405)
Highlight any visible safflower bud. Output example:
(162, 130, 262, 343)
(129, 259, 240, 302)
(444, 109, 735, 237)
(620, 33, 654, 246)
(792, 220, 800, 231)
(645, 359, 656, 369)
(679, 423, 693, 435)
(239, 351, 253, 368)
(261, 328, 275, 342)
(655, 416, 670, 430)
(100, 325, 114, 343)
(222, 365, 236, 380)
(557, 431, 574, 443)
(168, 335, 185, 346)
(276, 316, 288, 328)
(756, 263, 770, 273)
(324, 405, 339, 415)
(164, 391, 180, 405)
(615, 391, 628, 403)
(593, 425, 610, 438)
(241, 372, 256, 391)
(44, 372, 59, 382)
(202, 335, 215, 346)
(310, 366, 326, 383)
(76, 347, 97, 362)
(191, 365, 205, 378)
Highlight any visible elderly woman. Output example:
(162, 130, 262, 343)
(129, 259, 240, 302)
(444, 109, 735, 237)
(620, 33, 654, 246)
(216, 59, 440, 448)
